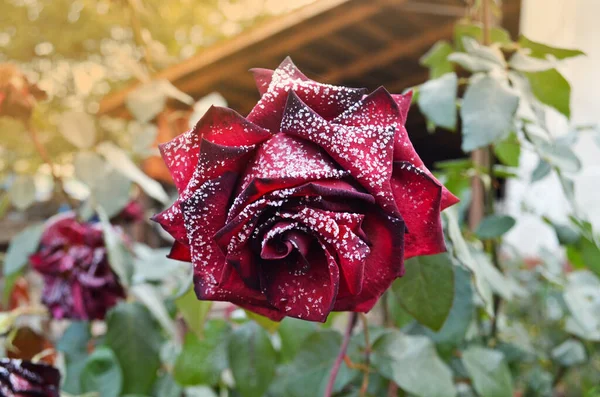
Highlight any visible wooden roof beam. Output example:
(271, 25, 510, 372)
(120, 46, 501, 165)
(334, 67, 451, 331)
(358, 20, 393, 43)
(322, 21, 454, 84)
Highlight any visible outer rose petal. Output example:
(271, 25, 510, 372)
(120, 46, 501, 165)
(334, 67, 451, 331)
(281, 89, 400, 215)
(333, 209, 405, 312)
(247, 57, 367, 131)
(153, 138, 260, 244)
(259, 243, 340, 322)
(391, 91, 459, 210)
(168, 241, 192, 262)
(391, 162, 445, 258)
(180, 172, 283, 320)
(0, 359, 60, 397)
(159, 106, 270, 193)
(250, 68, 273, 96)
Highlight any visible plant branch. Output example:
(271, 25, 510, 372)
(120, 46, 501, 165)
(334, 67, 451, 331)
(324, 312, 358, 397)
(26, 121, 77, 210)
(359, 313, 371, 397)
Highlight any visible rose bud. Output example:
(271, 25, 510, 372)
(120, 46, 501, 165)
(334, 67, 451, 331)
(30, 214, 125, 320)
(153, 57, 458, 322)
(0, 358, 60, 397)
(0, 63, 47, 122)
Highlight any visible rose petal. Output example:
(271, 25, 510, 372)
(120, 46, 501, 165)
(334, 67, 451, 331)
(281, 88, 400, 215)
(159, 106, 270, 192)
(391, 92, 460, 210)
(247, 57, 367, 131)
(167, 241, 191, 262)
(250, 68, 273, 96)
(391, 161, 445, 258)
(230, 133, 347, 218)
(333, 209, 405, 312)
(153, 138, 258, 244)
(259, 241, 339, 322)
(180, 172, 282, 318)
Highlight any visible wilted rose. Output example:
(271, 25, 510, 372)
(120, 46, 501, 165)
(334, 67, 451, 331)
(0, 359, 60, 397)
(153, 58, 458, 322)
(30, 214, 125, 320)
(0, 63, 46, 122)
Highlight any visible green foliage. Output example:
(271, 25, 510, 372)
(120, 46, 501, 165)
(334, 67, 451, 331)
(525, 69, 571, 118)
(105, 302, 163, 394)
(420, 41, 454, 79)
(475, 215, 517, 239)
(518, 35, 585, 60)
(173, 320, 231, 386)
(80, 346, 123, 397)
(494, 132, 521, 167)
(461, 75, 519, 151)
(371, 331, 456, 397)
(56, 321, 91, 394)
(462, 347, 514, 397)
(417, 73, 458, 131)
(281, 330, 357, 397)
(175, 287, 213, 339)
(391, 253, 454, 331)
(3, 223, 43, 276)
(228, 321, 277, 397)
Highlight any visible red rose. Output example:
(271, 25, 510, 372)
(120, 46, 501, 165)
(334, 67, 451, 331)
(153, 58, 458, 322)
(30, 214, 125, 320)
(0, 359, 60, 397)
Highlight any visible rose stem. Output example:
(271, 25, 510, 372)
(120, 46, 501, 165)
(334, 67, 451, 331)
(323, 312, 358, 397)
(25, 121, 78, 210)
(359, 313, 371, 397)
(479, 0, 504, 341)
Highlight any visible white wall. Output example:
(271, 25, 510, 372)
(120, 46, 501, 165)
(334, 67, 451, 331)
(504, 0, 600, 255)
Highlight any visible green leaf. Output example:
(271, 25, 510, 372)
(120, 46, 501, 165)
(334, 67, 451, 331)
(56, 321, 90, 394)
(494, 133, 520, 167)
(152, 374, 183, 397)
(418, 73, 457, 130)
(278, 317, 317, 362)
(391, 253, 454, 331)
(283, 330, 357, 397)
(105, 302, 163, 394)
(427, 266, 474, 348)
(371, 331, 456, 397)
(462, 347, 514, 397)
(175, 286, 212, 339)
(58, 111, 96, 149)
(531, 159, 552, 182)
(2, 271, 21, 307)
(541, 142, 581, 173)
(92, 169, 132, 218)
(97, 207, 134, 287)
(174, 320, 231, 386)
(475, 215, 517, 239)
(525, 69, 571, 118)
(0, 192, 10, 219)
(228, 321, 276, 397)
(80, 346, 123, 397)
(126, 79, 194, 123)
(74, 151, 108, 188)
(551, 340, 587, 367)
(9, 174, 36, 211)
(454, 23, 512, 49)
(508, 51, 554, 72)
(420, 41, 454, 79)
(97, 141, 169, 203)
(244, 310, 281, 334)
(461, 75, 519, 152)
(543, 217, 581, 245)
(563, 271, 600, 339)
(518, 35, 585, 60)
(131, 283, 176, 338)
(3, 223, 44, 276)
(185, 386, 218, 397)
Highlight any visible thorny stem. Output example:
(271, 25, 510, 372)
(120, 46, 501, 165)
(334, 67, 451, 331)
(359, 313, 371, 397)
(25, 121, 78, 210)
(323, 312, 358, 397)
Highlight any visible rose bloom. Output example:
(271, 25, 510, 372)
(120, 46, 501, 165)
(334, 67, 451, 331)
(0, 63, 46, 122)
(154, 58, 458, 322)
(30, 214, 125, 320)
(0, 359, 60, 397)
